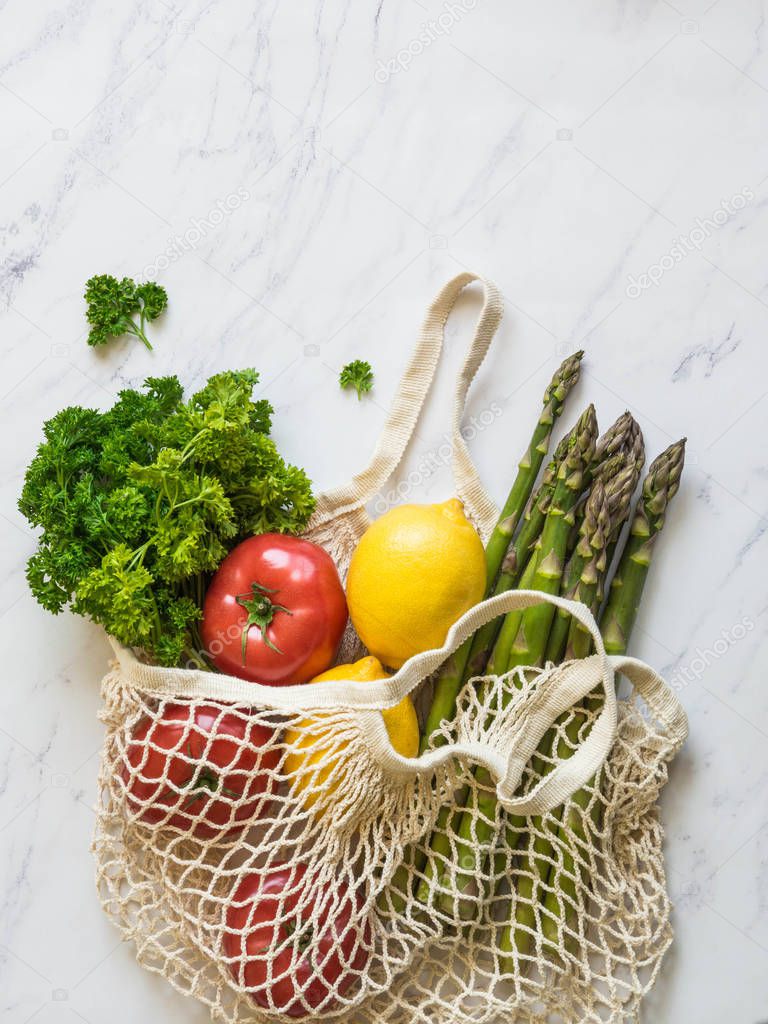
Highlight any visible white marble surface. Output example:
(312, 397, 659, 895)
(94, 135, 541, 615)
(1, 1, 767, 1022)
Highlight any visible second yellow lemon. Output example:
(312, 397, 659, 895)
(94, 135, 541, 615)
(284, 656, 419, 810)
(346, 498, 486, 669)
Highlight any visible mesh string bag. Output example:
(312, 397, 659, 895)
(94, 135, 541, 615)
(92, 273, 688, 1023)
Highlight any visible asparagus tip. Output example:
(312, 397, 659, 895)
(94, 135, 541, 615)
(545, 350, 585, 407)
(640, 437, 686, 532)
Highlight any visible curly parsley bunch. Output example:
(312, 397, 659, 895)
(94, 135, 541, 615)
(19, 371, 315, 666)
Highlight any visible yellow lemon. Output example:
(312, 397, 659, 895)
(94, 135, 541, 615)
(284, 656, 418, 809)
(346, 499, 486, 669)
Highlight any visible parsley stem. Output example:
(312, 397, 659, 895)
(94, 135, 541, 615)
(126, 322, 153, 351)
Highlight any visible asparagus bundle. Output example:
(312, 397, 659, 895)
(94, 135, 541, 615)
(426, 406, 599, 915)
(442, 417, 643, 919)
(404, 371, 684, 953)
(505, 439, 686, 965)
(545, 414, 645, 663)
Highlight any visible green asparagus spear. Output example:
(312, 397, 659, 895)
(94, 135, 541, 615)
(536, 439, 686, 955)
(599, 414, 646, 572)
(601, 438, 686, 653)
(412, 429, 578, 908)
(593, 410, 640, 465)
(413, 552, 539, 909)
(499, 478, 612, 963)
(437, 407, 598, 917)
(420, 356, 583, 755)
(484, 351, 583, 589)
(461, 436, 567, 679)
(495, 405, 598, 676)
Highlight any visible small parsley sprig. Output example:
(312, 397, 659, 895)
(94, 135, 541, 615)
(339, 360, 374, 400)
(85, 275, 168, 350)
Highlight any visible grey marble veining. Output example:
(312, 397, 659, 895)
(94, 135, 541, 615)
(1, 1, 767, 1022)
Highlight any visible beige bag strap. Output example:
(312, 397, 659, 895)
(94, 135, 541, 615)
(111, 590, 685, 818)
(609, 655, 689, 753)
(110, 592, 598, 710)
(358, 589, 618, 817)
(311, 272, 503, 538)
(358, 596, 687, 816)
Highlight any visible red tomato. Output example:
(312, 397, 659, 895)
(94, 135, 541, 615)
(122, 703, 278, 839)
(224, 863, 371, 1017)
(201, 534, 347, 685)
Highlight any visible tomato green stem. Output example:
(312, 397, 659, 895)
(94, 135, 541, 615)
(235, 581, 293, 661)
(284, 916, 314, 953)
(182, 765, 240, 809)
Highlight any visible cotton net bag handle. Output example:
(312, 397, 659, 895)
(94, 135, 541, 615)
(111, 589, 687, 819)
(353, 589, 688, 817)
(311, 271, 503, 539)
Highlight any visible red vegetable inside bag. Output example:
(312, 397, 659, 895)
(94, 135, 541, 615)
(122, 702, 278, 838)
(224, 863, 371, 1017)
